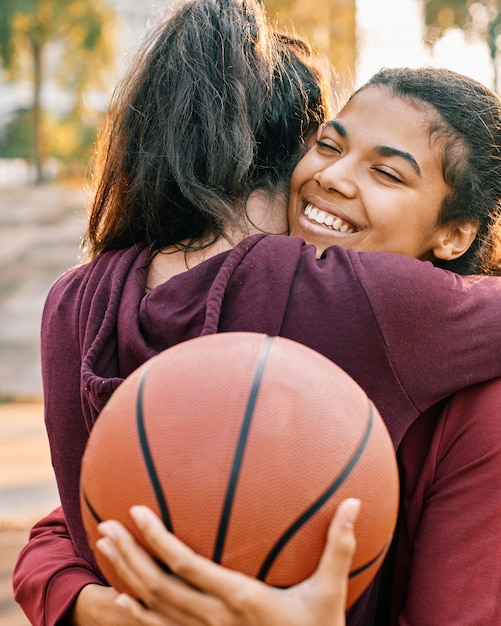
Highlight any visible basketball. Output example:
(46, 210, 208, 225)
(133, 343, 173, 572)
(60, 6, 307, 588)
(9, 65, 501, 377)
(80, 332, 399, 608)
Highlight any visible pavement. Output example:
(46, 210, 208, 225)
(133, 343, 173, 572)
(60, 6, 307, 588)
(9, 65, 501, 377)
(0, 182, 87, 399)
(0, 182, 88, 625)
(0, 402, 59, 626)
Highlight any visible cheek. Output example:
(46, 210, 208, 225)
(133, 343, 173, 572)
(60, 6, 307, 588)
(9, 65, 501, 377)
(290, 162, 306, 191)
(288, 169, 306, 212)
(290, 154, 319, 193)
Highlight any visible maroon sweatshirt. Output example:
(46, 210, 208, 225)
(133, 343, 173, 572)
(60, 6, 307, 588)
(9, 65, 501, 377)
(14, 234, 501, 625)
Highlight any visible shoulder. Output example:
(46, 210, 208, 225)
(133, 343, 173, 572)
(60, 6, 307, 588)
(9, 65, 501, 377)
(45, 244, 150, 311)
(439, 379, 501, 461)
(259, 237, 473, 297)
(42, 244, 151, 351)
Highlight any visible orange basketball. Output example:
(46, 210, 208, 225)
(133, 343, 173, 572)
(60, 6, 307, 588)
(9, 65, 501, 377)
(80, 332, 399, 608)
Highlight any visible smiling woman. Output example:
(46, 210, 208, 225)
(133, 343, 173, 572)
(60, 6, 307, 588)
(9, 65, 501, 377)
(11, 28, 501, 622)
(289, 66, 501, 275)
(288, 87, 455, 260)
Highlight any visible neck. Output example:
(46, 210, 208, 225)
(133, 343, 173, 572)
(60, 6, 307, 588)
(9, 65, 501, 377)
(243, 188, 288, 237)
(146, 189, 288, 290)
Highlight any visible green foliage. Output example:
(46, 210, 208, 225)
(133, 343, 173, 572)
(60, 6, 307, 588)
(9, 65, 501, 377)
(46, 112, 101, 174)
(0, 1, 16, 67)
(424, 0, 470, 35)
(424, 0, 501, 45)
(264, 0, 356, 92)
(0, 0, 116, 91)
(0, 107, 102, 175)
(0, 0, 116, 182)
(0, 109, 33, 159)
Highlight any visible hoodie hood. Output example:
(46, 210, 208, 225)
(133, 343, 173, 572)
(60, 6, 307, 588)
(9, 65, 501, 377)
(76, 234, 302, 425)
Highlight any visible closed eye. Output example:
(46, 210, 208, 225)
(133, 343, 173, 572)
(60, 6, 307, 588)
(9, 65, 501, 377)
(316, 139, 342, 154)
(372, 167, 403, 183)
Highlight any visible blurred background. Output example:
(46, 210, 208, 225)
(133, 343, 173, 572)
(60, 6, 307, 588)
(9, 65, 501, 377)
(0, 1, 500, 624)
(1, 0, 500, 192)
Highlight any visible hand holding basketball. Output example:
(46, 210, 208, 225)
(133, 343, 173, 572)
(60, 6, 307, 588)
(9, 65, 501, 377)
(97, 498, 361, 626)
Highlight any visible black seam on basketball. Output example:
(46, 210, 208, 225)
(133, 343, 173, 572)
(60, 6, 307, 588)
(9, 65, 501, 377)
(348, 537, 391, 579)
(257, 402, 375, 582)
(213, 335, 274, 564)
(136, 367, 173, 532)
(81, 487, 103, 524)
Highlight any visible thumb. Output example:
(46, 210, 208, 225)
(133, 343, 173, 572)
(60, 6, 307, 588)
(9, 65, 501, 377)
(314, 498, 360, 589)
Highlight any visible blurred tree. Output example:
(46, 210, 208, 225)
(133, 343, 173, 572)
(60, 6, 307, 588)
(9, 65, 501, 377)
(0, 109, 33, 159)
(263, 0, 356, 96)
(0, 0, 116, 184)
(424, 0, 501, 88)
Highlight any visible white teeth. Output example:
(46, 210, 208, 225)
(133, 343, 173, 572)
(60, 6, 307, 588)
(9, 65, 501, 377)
(303, 204, 357, 234)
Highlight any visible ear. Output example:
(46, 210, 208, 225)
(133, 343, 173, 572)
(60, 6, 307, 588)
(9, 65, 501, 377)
(432, 220, 479, 261)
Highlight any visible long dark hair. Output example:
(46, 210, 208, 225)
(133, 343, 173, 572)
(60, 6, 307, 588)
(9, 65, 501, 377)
(360, 67, 501, 275)
(85, 0, 331, 258)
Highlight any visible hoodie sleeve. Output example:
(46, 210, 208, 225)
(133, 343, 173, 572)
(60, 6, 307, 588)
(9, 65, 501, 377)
(13, 507, 103, 626)
(42, 245, 150, 570)
(41, 264, 95, 562)
(312, 247, 501, 446)
(349, 250, 501, 412)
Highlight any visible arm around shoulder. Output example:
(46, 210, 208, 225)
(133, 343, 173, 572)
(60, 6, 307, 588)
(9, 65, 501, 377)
(352, 251, 501, 408)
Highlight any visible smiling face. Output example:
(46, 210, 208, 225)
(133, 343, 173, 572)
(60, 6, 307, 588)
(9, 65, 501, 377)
(288, 85, 455, 259)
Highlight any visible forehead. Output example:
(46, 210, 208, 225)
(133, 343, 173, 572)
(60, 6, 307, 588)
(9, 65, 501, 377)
(342, 86, 438, 137)
(335, 85, 445, 168)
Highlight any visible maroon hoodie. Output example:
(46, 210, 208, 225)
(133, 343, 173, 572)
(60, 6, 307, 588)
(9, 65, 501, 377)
(15, 234, 501, 625)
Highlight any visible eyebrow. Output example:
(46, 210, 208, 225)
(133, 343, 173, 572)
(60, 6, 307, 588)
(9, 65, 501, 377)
(324, 119, 422, 176)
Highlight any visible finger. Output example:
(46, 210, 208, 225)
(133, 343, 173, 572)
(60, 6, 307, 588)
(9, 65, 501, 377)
(96, 524, 148, 596)
(314, 498, 360, 585)
(98, 521, 218, 623)
(130, 505, 258, 602)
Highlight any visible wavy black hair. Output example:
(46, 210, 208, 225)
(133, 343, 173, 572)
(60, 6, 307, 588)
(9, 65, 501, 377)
(85, 0, 332, 257)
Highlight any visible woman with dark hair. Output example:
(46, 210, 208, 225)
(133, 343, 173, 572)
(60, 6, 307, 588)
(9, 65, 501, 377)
(12, 2, 501, 622)
(96, 67, 501, 625)
(85, 0, 331, 258)
(289, 66, 501, 275)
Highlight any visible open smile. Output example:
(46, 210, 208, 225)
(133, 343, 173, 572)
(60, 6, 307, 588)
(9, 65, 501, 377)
(303, 203, 359, 234)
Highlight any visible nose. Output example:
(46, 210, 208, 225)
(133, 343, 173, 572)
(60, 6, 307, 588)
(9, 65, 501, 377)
(313, 157, 357, 198)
